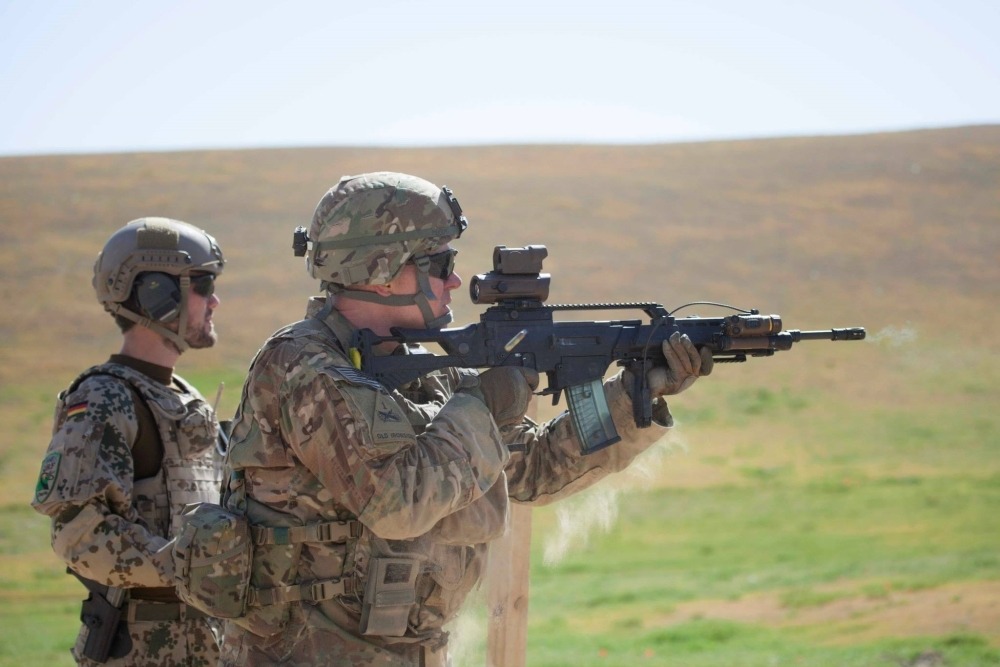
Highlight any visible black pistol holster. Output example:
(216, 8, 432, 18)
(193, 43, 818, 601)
(71, 569, 133, 662)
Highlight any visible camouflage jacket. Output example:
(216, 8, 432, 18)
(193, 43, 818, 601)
(220, 299, 672, 665)
(32, 360, 221, 588)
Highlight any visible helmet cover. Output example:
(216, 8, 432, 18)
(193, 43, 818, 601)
(306, 172, 466, 287)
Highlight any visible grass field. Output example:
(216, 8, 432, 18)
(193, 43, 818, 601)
(1, 126, 998, 665)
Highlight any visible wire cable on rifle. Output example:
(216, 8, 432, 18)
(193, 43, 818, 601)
(667, 301, 751, 316)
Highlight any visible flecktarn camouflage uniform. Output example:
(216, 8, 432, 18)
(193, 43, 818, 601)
(32, 362, 222, 666)
(218, 300, 673, 667)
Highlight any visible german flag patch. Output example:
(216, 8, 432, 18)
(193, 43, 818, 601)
(66, 401, 88, 418)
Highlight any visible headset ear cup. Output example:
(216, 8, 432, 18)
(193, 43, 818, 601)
(135, 272, 182, 322)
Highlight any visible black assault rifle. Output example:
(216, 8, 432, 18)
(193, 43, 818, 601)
(352, 245, 865, 455)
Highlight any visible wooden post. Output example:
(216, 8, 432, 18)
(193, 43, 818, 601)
(485, 503, 532, 667)
(485, 400, 536, 667)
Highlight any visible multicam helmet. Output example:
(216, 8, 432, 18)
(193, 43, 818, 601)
(93, 217, 224, 351)
(295, 172, 467, 329)
(300, 172, 466, 288)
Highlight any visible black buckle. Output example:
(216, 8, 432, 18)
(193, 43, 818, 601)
(292, 226, 310, 257)
(441, 187, 468, 237)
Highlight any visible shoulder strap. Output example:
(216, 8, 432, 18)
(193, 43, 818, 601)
(310, 298, 353, 357)
(69, 367, 164, 478)
(126, 384, 163, 479)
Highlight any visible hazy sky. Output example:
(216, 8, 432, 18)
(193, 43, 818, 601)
(2, 0, 998, 156)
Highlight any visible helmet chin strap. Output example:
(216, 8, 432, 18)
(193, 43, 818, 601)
(327, 260, 453, 329)
(109, 275, 191, 352)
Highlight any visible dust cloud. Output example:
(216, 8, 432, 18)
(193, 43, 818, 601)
(866, 324, 918, 348)
(542, 428, 689, 565)
(446, 594, 488, 667)
(445, 428, 689, 665)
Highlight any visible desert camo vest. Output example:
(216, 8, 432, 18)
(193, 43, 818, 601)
(61, 363, 222, 538)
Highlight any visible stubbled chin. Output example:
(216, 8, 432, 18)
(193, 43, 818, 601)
(186, 323, 218, 349)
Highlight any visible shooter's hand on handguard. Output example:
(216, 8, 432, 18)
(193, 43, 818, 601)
(626, 332, 714, 398)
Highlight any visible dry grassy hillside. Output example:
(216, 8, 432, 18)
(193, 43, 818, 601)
(0, 125, 997, 429)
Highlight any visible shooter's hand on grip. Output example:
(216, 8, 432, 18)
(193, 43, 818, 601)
(465, 367, 540, 427)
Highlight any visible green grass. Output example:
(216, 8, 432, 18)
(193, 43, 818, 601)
(0, 597, 78, 667)
(521, 476, 1000, 665)
(0, 494, 80, 665)
(525, 625, 1000, 667)
(532, 476, 1000, 600)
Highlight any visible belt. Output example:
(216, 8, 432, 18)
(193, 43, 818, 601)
(126, 600, 208, 622)
(129, 586, 181, 603)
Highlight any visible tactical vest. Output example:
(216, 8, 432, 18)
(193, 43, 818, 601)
(225, 315, 507, 646)
(63, 363, 222, 539)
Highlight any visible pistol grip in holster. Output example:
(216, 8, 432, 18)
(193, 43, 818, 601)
(80, 591, 132, 662)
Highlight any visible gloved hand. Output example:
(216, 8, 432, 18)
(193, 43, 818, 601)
(624, 332, 713, 400)
(467, 367, 540, 427)
(648, 331, 713, 396)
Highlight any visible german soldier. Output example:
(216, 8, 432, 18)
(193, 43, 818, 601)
(32, 217, 226, 666)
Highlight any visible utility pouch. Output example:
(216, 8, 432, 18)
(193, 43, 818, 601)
(80, 588, 131, 662)
(173, 502, 252, 618)
(359, 557, 419, 637)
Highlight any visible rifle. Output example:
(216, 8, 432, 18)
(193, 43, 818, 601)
(352, 245, 865, 455)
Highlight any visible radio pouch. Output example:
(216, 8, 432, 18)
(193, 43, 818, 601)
(359, 557, 419, 637)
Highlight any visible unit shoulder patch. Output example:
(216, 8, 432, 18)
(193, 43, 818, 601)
(370, 396, 416, 445)
(34, 452, 61, 504)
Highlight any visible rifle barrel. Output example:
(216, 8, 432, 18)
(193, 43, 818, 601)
(792, 328, 866, 342)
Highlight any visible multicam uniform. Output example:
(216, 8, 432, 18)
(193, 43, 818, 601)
(32, 356, 222, 666)
(219, 300, 673, 667)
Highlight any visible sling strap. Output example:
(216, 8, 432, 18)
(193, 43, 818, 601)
(248, 577, 358, 607)
(251, 519, 362, 546)
(246, 518, 363, 607)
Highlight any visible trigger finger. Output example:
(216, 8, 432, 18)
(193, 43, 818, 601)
(522, 368, 540, 391)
